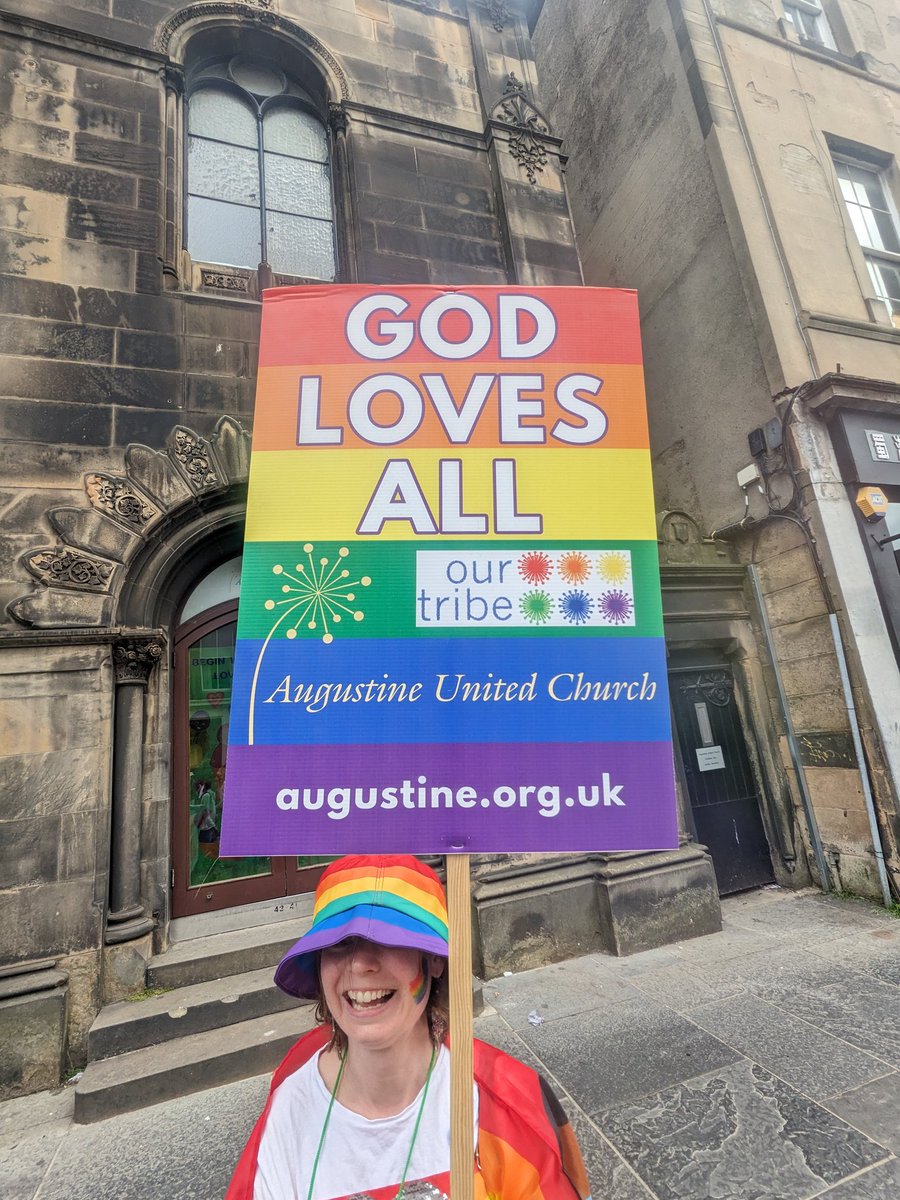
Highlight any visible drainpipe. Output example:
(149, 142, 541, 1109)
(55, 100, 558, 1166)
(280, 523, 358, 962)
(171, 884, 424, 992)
(746, 565, 832, 893)
(828, 613, 893, 907)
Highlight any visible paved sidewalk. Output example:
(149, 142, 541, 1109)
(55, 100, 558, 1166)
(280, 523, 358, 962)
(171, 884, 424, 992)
(3, 887, 899, 1199)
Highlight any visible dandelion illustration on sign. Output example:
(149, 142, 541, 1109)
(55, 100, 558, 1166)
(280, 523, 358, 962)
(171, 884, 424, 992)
(264, 544, 371, 645)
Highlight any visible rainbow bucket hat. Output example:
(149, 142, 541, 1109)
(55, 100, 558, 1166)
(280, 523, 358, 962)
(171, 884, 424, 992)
(274, 854, 450, 999)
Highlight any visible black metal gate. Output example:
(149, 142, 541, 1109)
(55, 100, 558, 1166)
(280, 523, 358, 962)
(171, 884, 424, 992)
(670, 666, 774, 895)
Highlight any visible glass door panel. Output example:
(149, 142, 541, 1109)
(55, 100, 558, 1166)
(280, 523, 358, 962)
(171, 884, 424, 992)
(172, 597, 333, 917)
(187, 619, 271, 888)
(173, 601, 283, 916)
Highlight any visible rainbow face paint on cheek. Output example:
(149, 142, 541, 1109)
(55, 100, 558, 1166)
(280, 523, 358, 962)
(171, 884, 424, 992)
(409, 957, 428, 1005)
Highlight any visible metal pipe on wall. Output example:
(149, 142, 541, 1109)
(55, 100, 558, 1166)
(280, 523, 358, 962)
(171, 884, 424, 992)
(747, 566, 832, 891)
(828, 613, 893, 907)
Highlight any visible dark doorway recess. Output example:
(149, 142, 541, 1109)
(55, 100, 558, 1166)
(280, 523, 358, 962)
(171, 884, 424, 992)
(670, 664, 775, 895)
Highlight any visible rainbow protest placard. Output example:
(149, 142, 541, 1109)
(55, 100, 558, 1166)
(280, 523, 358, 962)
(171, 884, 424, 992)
(220, 285, 678, 855)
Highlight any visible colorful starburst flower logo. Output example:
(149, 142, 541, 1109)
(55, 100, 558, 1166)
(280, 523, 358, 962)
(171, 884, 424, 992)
(597, 551, 631, 584)
(558, 550, 591, 584)
(560, 589, 593, 625)
(518, 550, 553, 585)
(264, 544, 371, 644)
(599, 589, 634, 625)
(520, 590, 554, 624)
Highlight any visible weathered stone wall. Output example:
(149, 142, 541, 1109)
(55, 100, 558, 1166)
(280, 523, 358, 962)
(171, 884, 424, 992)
(703, 5, 900, 378)
(532, 0, 777, 533)
(0, 642, 113, 1088)
(533, 0, 900, 901)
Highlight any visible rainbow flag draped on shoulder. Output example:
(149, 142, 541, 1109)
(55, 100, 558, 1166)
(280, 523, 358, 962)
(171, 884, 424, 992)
(225, 1026, 591, 1200)
(220, 285, 677, 857)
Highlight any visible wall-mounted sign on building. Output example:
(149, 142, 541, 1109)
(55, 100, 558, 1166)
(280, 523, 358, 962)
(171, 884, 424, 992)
(834, 410, 900, 487)
(220, 286, 678, 855)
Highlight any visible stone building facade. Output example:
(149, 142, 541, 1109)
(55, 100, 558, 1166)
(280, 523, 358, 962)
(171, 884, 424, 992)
(0, 0, 606, 1098)
(13, 0, 887, 1105)
(533, 0, 900, 904)
(0, 0, 714, 1104)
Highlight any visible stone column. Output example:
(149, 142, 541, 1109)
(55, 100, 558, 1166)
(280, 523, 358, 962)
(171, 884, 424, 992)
(161, 65, 183, 290)
(106, 637, 163, 944)
(328, 102, 359, 282)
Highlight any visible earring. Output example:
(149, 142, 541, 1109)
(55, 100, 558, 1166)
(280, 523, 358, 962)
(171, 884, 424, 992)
(430, 1011, 447, 1045)
(326, 1019, 339, 1053)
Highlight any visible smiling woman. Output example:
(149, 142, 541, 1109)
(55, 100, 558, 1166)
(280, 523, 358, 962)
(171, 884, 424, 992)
(226, 855, 591, 1200)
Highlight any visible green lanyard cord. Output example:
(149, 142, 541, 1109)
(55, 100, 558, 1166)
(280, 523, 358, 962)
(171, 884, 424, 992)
(306, 1044, 438, 1200)
(306, 1051, 346, 1200)
(397, 1044, 437, 1200)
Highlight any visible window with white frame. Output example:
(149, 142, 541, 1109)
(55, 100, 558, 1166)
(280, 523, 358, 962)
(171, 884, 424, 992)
(834, 158, 900, 327)
(186, 56, 336, 281)
(783, 2, 837, 50)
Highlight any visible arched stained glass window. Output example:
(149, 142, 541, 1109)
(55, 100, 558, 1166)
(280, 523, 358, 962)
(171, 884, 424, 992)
(186, 57, 336, 281)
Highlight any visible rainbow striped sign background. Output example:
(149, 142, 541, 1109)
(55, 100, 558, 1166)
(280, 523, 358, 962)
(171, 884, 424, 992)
(220, 285, 678, 855)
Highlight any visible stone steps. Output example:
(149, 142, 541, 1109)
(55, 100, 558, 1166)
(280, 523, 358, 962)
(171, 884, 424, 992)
(76, 917, 315, 1123)
(146, 920, 305, 991)
(75, 1004, 316, 1124)
(87, 965, 299, 1061)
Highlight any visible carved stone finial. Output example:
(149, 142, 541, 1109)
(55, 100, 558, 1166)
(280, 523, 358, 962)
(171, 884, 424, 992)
(114, 638, 164, 686)
(490, 75, 552, 185)
(487, 1, 511, 33)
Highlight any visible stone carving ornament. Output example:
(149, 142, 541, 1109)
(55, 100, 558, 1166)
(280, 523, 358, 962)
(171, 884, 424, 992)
(199, 269, 249, 293)
(8, 416, 251, 628)
(491, 73, 552, 184)
(487, 1, 511, 32)
(327, 102, 349, 135)
(172, 428, 219, 491)
(113, 638, 165, 687)
(85, 474, 159, 531)
(26, 548, 113, 591)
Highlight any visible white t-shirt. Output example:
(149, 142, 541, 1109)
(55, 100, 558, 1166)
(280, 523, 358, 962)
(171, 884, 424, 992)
(252, 1045, 478, 1200)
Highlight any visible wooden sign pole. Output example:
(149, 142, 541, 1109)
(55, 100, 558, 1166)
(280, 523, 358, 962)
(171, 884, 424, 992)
(447, 853, 475, 1200)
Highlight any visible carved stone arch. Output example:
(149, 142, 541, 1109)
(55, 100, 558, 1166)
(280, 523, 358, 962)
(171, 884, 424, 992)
(7, 416, 251, 630)
(156, 2, 351, 102)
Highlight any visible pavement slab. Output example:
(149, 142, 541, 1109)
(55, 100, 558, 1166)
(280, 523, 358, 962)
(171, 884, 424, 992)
(567, 1109, 656, 1200)
(686, 993, 894, 1099)
(626, 962, 749, 1012)
(476, 1013, 656, 1199)
(745, 974, 900, 1067)
(825, 1071, 900, 1154)
(809, 928, 900, 988)
(17, 1073, 269, 1200)
(813, 1156, 900, 1198)
(597, 1059, 889, 1200)
(723, 893, 894, 944)
(517, 996, 742, 1110)
(481, 953, 640, 1029)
